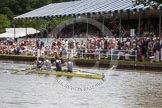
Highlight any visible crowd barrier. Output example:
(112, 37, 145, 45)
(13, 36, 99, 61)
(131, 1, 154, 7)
(66, 49, 137, 61)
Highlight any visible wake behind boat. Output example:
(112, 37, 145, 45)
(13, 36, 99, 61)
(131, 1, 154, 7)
(23, 68, 105, 79)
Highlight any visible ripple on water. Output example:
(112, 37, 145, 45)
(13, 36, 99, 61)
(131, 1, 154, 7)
(0, 62, 162, 108)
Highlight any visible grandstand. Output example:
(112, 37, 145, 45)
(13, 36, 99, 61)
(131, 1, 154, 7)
(12, 0, 162, 62)
(14, 0, 162, 39)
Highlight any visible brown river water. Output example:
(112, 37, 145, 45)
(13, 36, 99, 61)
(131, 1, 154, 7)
(0, 62, 162, 108)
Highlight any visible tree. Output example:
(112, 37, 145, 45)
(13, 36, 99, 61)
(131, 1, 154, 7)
(0, 14, 10, 33)
(132, 0, 162, 7)
(1, 7, 14, 19)
(0, 0, 74, 32)
(153, 0, 162, 4)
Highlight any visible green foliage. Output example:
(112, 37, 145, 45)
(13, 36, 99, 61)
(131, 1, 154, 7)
(0, 0, 74, 33)
(154, 0, 162, 3)
(1, 7, 14, 19)
(13, 16, 72, 33)
(0, 0, 75, 18)
(132, 0, 162, 7)
(52, 0, 74, 3)
(14, 19, 49, 32)
(0, 14, 10, 33)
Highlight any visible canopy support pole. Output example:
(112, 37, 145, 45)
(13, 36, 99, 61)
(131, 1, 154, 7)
(138, 12, 141, 37)
(102, 15, 105, 37)
(26, 19, 27, 40)
(36, 19, 38, 39)
(45, 18, 50, 38)
(47, 18, 51, 39)
(14, 21, 16, 42)
(127, 12, 130, 32)
(73, 16, 75, 38)
(119, 13, 122, 49)
(86, 15, 89, 38)
(159, 10, 161, 37)
(58, 17, 62, 38)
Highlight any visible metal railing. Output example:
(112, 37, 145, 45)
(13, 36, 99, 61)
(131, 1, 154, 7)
(66, 49, 137, 61)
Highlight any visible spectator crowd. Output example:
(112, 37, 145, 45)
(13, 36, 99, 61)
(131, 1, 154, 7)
(0, 36, 162, 63)
(0, 14, 161, 62)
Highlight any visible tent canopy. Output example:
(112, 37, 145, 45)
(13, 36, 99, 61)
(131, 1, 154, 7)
(0, 33, 14, 38)
(15, 0, 157, 20)
(0, 28, 40, 38)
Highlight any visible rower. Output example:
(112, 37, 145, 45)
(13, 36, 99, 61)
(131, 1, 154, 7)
(33, 57, 43, 69)
(55, 56, 62, 71)
(43, 56, 51, 70)
(66, 58, 73, 72)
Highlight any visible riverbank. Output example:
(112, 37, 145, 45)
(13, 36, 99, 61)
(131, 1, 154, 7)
(0, 54, 162, 72)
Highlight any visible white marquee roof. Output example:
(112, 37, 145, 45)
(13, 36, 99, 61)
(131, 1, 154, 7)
(15, 0, 154, 19)
(0, 28, 40, 38)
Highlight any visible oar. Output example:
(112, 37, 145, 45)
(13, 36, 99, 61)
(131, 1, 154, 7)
(9, 67, 29, 74)
(73, 68, 105, 76)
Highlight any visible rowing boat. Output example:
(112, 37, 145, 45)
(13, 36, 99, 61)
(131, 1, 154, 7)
(24, 68, 104, 79)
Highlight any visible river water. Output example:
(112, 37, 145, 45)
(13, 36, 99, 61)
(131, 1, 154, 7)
(0, 62, 162, 108)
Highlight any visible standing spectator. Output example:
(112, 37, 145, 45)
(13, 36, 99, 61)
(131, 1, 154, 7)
(154, 39, 161, 62)
(140, 39, 146, 62)
(36, 39, 44, 49)
(36, 39, 44, 57)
